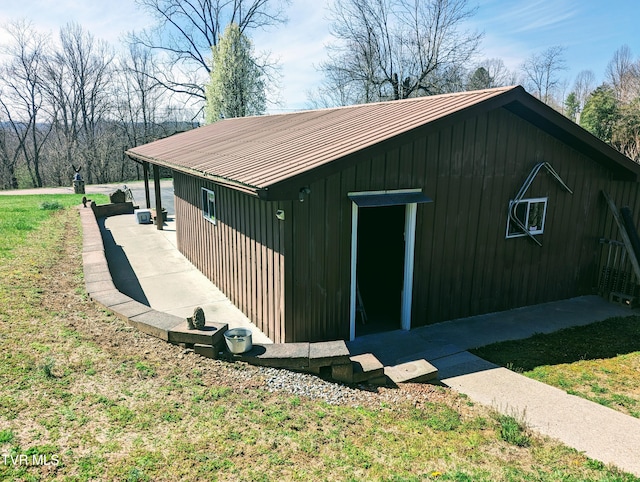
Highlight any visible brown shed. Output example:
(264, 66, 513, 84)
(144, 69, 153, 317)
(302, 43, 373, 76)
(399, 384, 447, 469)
(126, 86, 640, 343)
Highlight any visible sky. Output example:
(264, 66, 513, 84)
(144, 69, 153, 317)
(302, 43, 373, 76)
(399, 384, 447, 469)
(0, 0, 638, 112)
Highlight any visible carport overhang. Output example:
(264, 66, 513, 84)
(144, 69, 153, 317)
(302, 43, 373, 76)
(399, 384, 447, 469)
(126, 156, 167, 231)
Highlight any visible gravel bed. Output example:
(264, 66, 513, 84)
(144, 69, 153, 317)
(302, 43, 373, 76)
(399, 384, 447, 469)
(259, 366, 381, 406)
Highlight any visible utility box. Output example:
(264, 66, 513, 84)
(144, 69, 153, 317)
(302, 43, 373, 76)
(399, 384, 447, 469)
(135, 209, 152, 224)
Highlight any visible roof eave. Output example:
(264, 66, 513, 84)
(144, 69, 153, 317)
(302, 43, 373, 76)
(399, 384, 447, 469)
(503, 92, 640, 182)
(125, 150, 265, 197)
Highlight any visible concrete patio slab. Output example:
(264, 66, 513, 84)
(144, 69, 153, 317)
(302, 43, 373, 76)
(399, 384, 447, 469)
(101, 213, 272, 345)
(348, 296, 636, 367)
(138, 271, 230, 311)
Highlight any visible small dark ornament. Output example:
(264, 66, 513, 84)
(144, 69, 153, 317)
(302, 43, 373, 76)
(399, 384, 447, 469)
(187, 306, 206, 330)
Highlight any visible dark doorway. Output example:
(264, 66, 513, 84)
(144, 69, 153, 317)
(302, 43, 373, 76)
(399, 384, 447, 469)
(356, 204, 406, 336)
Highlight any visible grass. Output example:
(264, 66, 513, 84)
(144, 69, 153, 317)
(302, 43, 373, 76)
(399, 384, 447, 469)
(0, 195, 638, 480)
(495, 412, 531, 448)
(471, 316, 640, 418)
(0, 194, 107, 259)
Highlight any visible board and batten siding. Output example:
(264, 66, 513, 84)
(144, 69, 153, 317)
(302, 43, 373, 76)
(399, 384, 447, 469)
(173, 171, 287, 343)
(169, 107, 639, 343)
(286, 107, 640, 342)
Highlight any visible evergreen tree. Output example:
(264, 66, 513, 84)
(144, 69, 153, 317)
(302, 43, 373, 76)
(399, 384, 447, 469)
(564, 92, 580, 122)
(466, 67, 493, 90)
(205, 23, 266, 122)
(580, 85, 618, 144)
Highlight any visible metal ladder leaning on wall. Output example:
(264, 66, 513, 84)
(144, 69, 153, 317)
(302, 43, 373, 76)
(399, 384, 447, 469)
(599, 191, 640, 307)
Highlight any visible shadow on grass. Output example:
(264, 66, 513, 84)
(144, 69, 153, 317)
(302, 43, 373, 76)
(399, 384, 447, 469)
(470, 315, 640, 372)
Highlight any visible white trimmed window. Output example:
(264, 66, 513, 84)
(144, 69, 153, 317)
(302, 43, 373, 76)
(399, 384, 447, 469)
(506, 197, 547, 238)
(201, 187, 216, 224)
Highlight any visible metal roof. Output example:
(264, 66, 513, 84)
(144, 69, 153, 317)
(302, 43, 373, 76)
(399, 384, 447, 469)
(126, 86, 640, 199)
(126, 87, 515, 194)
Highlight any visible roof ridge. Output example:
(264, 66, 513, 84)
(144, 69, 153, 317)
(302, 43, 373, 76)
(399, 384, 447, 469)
(228, 85, 520, 122)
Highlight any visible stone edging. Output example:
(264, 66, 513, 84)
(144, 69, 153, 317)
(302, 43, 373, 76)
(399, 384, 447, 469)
(78, 205, 185, 340)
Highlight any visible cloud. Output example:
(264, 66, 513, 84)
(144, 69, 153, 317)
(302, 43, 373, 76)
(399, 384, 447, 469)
(0, 0, 152, 45)
(490, 0, 581, 35)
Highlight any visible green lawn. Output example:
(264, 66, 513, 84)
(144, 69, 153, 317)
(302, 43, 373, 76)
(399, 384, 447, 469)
(0, 194, 107, 259)
(0, 195, 638, 481)
(471, 316, 640, 418)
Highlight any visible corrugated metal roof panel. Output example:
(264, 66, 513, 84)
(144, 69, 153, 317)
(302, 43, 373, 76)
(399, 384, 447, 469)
(126, 87, 517, 192)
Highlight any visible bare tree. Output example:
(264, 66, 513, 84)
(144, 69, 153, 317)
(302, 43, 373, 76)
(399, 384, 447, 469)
(115, 44, 165, 145)
(0, 20, 52, 187)
(521, 45, 567, 105)
(44, 23, 114, 184)
(307, 65, 366, 108)
(316, 0, 482, 105)
(126, 0, 289, 112)
(606, 45, 640, 102)
(0, 120, 20, 189)
(570, 69, 596, 123)
(112, 44, 172, 181)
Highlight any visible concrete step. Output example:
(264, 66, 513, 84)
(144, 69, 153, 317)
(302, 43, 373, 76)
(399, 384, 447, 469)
(384, 359, 439, 384)
(194, 344, 219, 359)
(350, 353, 384, 383)
(228, 342, 311, 370)
(331, 353, 386, 385)
(168, 321, 228, 346)
(309, 340, 351, 370)
(127, 310, 184, 341)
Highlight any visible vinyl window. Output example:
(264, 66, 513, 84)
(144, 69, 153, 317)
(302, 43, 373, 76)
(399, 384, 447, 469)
(506, 197, 547, 238)
(201, 187, 216, 224)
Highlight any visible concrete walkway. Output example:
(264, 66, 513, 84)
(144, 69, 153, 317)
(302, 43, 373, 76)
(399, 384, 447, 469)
(349, 297, 640, 476)
(441, 353, 640, 477)
(101, 213, 272, 344)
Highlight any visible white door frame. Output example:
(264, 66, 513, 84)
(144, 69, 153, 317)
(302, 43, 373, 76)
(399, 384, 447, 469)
(349, 191, 418, 341)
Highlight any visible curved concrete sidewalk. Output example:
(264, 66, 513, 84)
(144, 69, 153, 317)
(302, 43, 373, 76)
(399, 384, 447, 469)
(350, 298, 640, 476)
(439, 352, 640, 476)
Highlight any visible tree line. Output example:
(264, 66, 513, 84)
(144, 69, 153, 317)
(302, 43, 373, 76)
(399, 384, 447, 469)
(0, 20, 198, 189)
(1, 0, 638, 190)
(0, 0, 287, 190)
(308, 0, 640, 164)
